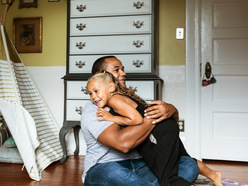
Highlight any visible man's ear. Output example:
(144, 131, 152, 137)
(109, 82, 115, 93)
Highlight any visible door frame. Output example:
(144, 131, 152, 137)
(185, 0, 202, 159)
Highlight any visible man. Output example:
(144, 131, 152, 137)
(81, 56, 199, 185)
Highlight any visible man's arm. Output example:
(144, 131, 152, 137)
(97, 117, 155, 153)
(144, 100, 179, 124)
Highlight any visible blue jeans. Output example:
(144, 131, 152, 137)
(84, 156, 199, 185)
(178, 156, 200, 183)
(84, 158, 159, 186)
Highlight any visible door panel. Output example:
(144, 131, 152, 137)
(213, 76, 248, 101)
(201, 0, 248, 161)
(213, 2, 248, 28)
(213, 39, 248, 65)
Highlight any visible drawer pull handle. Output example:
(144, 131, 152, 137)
(81, 86, 88, 95)
(76, 23, 86, 31)
(133, 60, 144, 68)
(133, 1, 144, 9)
(133, 40, 144, 48)
(76, 42, 86, 49)
(128, 86, 138, 93)
(75, 61, 85, 68)
(75, 106, 83, 115)
(76, 5, 86, 12)
(133, 21, 144, 29)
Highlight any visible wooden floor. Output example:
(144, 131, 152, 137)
(202, 159, 248, 184)
(0, 156, 247, 185)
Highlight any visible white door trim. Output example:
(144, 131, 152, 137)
(185, 0, 202, 160)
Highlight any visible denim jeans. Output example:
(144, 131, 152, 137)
(84, 158, 159, 186)
(84, 156, 199, 185)
(178, 156, 200, 183)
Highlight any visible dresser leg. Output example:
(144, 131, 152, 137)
(74, 125, 81, 155)
(59, 124, 72, 164)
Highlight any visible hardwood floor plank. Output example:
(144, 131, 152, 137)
(203, 160, 248, 184)
(0, 156, 84, 186)
(1, 156, 247, 185)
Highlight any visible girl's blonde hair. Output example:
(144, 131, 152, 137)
(88, 72, 148, 108)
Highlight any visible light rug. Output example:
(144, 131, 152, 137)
(194, 175, 248, 186)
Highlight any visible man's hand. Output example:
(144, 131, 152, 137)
(144, 100, 179, 124)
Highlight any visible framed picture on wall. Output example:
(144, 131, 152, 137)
(13, 17, 42, 53)
(19, 0, 38, 9)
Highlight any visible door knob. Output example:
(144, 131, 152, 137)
(202, 62, 216, 86)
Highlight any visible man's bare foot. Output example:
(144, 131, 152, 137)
(211, 171, 223, 186)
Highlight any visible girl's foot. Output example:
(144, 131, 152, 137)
(211, 171, 223, 186)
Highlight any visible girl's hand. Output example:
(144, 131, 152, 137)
(97, 107, 114, 122)
(144, 100, 179, 124)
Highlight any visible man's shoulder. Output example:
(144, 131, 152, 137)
(81, 101, 97, 122)
(81, 101, 114, 138)
(81, 101, 112, 124)
(82, 101, 97, 113)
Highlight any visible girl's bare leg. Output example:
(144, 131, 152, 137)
(197, 160, 223, 186)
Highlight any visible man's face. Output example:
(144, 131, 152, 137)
(105, 57, 126, 88)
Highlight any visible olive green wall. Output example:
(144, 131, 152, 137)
(158, 0, 185, 65)
(0, 0, 67, 66)
(0, 0, 185, 66)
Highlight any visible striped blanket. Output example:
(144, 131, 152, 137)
(0, 25, 63, 181)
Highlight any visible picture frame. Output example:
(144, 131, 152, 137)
(19, 0, 38, 9)
(13, 17, 42, 53)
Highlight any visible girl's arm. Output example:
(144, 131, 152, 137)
(97, 95, 143, 126)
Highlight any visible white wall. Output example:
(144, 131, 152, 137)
(159, 65, 186, 120)
(159, 65, 186, 141)
(26, 66, 65, 127)
(27, 65, 186, 155)
(26, 66, 86, 156)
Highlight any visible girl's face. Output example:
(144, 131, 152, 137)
(87, 78, 113, 108)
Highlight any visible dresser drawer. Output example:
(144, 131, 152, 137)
(69, 54, 151, 74)
(66, 100, 89, 121)
(71, 0, 152, 18)
(70, 15, 151, 36)
(70, 35, 151, 55)
(126, 81, 154, 100)
(67, 81, 89, 99)
(69, 55, 93, 73)
(118, 54, 152, 73)
(66, 80, 157, 120)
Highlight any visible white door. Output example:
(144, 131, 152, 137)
(200, 0, 248, 161)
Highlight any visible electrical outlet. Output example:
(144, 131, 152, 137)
(178, 120, 184, 132)
(176, 28, 184, 39)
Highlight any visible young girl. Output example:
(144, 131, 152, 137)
(87, 72, 222, 186)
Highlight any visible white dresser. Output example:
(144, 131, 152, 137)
(59, 0, 162, 163)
